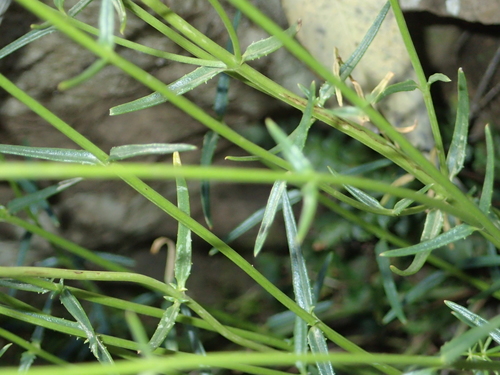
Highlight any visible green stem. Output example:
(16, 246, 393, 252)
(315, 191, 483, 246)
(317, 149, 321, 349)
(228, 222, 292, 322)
(0, 269, 275, 352)
(207, 0, 242, 62)
(388, 0, 447, 173)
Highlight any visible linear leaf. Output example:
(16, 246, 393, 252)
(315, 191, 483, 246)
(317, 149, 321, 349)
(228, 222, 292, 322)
(446, 68, 470, 180)
(307, 326, 336, 375)
(328, 167, 384, 210)
(0, 145, 99, 164)
(374, 80, 418, 103)
(393, 184, 433, 215)
(390, 209, 443, 276)
(58, 59, 108, 90)
(265, 118, 312, 172)
(375, 240, 406, 324)
(339, 1, 390, 81)
(445, 301, 500, 345)
(7, 178, 82, 214)
(173, 152, 192, 291)
(381, 224, 476, 258)
(293, 82, 317, 151)
(111, 0, 127, 34)
(108, 143, 196, 161)
(0, 343, 11, 358)
(442, 301, 500, 364)
(297, 181, 317, 244)
(110, 66, 224, 115)
(242, 23, 298, 62)
(60, 288, 114, 364)
(294, 316, 308, 375)
(0, 0, 93, 60)
(254, 180, 287, 257)
(480, 124, 494, 213)
(0, 279, 50, 294)
(148, 300, 180, 351)
(211, 190, 301, 254)
(427, 73, 451, 86)
(283, 192, 313, 312)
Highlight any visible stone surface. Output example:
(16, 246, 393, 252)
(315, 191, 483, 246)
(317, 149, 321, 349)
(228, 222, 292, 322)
(400, 0, 500, 24)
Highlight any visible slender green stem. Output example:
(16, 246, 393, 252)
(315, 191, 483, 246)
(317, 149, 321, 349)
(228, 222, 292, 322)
(0, 268, 276, 352)
(207, 0, 242, 62)
(68, 17, 226, 67)
(0, 213, 129, 272)
(0, 162, 483, 224)
(388, 0, 447, 173)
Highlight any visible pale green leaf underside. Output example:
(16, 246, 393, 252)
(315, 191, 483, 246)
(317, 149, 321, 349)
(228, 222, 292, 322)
(109, 143, 196, 161)
(242, 23, 298, 62)
(381, 224, 477, 258)
(110, 66, 225, 115)
(7, 178, 82, 214)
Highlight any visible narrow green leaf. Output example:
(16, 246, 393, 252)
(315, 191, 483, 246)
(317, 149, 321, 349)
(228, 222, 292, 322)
(339, 1, 390, 81)
(58, 59, 108, 91)
(108, 143, 196, 161)
(7, 178, 82, 214)
(99, 0, 115, 48)
(480, 124, 494, 213)
(200, 131, 219, 229)
(293, 82, 317, 151)
(173, 152, 192, 292)
(428, 73, 451, 86)
(296, 181, 317, 244)
(210, 190, 301, 254)
(20, 351, 36, 372)
(0, 279, 50, 294)
(109, 66, 224, 115)
(242, 23, 298, 62)
(442, 301, 500, 364)
(0, 0, 93, 60)
(111, 0, 127, 34)
(381, 224, 476, 258)
(376, 240, 406, 324)
(265, 118, 312, 172)
(446, 68, 470, 180)
(445, 301, 500, 345)
(59, 288, 114, 364)
(328, 167, 384, 210)
(374, 80, 418, 103)
(294, 317, 308, 375)
(148, 300, 180, 351)
(390, 209, 443, 276)
(0, 145, 100, 164)
(254, 180, 287, 257)
(393, 184, 433, 215)
(283, 192, 313, 312)
(307, 326, 336, 375)
(0, 343, 12, 358)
